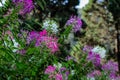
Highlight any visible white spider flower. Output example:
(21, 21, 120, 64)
(4, 38, 19, 53)
(12, 39, 19, 52)
(92, 46, 106, 58)
(71, 70, 75, 75)
(43, 19, 59, 34)
(75, 0, 89, 9)
(53, 62, 62, 70)
(0, 0, 7, 7)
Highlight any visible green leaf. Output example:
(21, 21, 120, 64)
(59, 25, 72, 43)
(16, 62, 27, 70)
(37, 0, 45, 10)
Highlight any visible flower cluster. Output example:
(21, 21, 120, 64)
(45, 65, 56, 74)
(66, 15, 82, 32)
(87, 51, 101, 67)
(87, 70, 101, 80)
(83, 45, 120, 80)
(83, 45, 106, 58)
(27, 30, 59, 53)
(87, 60, 120, 80)
(12, 0, 34, 15)
(45, 64, 69, 80)
(43, 19, 59, 34)
(92, 46, 106, 58)
(102, 60, 118, 74)
(83, 45, 93, 52)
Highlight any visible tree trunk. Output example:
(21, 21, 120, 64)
(116, 19, 120, 73)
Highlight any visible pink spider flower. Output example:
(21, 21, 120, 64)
(27, 30, 59, 53)
(55, 73, 63, 80)
(45, 65, 56, 74)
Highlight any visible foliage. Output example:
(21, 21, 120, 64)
(0, 0, 120, 80)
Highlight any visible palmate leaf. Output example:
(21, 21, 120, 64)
(0, 46, 16, 60)
(0, 35, 16, 62)
(70, 42, 85, 62)
(0, 6, 20, 32)
(36, 0, 46, 10)
(58, 25, 72, 43)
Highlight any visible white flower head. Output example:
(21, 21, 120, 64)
(4, 38, 19, 52)
(43, 19, 59, 34)
(11, 39, 19, 52)
(71, 70, 75, 75)
(75, 0, 89, 9)
(53, 62, 62, 70)
(12, 39, 19, 48)
(92, 46, 106, 58)
(0, 0, 7, 7)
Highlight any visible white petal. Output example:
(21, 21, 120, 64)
(75, 0, 89, 9)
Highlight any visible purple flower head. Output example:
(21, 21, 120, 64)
(87, 70, 101, 78)
(65, 56, 73, 61)
(60, 67, 66, 72)
(102, 60, 118, 74)
(66, 15, 82, 32)
(65, 71, 70, 76)
(65, 56, 77, 62)
(55, 73, 63, 80)
(27, 30, 47, 45)
(13, 0, 34, 15)
(87, 51, 101, 67)
(83, 45, 93, 52)
(60, 67, 70, 80)
(27, 31, 39, 44)
(45, 65, 56, 74)
(13, 0, 23, 3)
(44, 65, 70, 80)
(115, 76, 120, 80)
(17, 49, 26, 55)
(109, 73, 117, 80)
